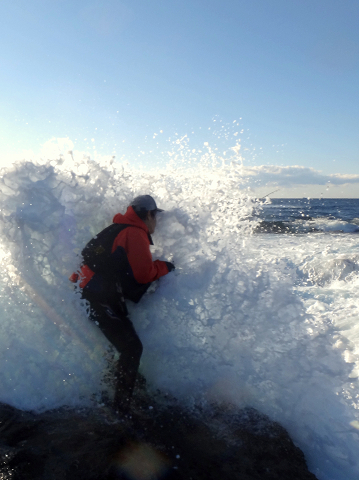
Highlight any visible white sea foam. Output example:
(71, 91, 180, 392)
(0, 154, 359, 480)
(301, 217, 359, 234)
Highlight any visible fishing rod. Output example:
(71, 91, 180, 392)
(262, 188, 280, 198)
(255, 188, 280, 201)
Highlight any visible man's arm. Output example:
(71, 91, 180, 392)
(115, 227, 170, 284)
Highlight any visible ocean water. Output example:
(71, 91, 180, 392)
(256, 198, 359, 234)
(0, 155, 359, 480)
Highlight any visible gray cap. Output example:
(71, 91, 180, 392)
(130, 195, 164, 213)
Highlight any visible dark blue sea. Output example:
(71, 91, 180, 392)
(256, 198, 359, 234)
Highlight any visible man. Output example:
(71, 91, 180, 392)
(70, 195, 174, 410)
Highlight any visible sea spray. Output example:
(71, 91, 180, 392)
(0, 155, 359, 479)
(0, 154, 257, 410)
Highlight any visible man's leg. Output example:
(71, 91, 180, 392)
(88, 302, 143, 410)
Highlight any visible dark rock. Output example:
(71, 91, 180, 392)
(0, 392, 318, 480)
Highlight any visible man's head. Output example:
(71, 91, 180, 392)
(130, 195, 163, 234)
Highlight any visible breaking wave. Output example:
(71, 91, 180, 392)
(0, 154, 359, 480)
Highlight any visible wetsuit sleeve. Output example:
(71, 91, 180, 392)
(113, 227, 169, 284)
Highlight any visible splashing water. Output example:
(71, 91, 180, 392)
(0, 150, 359, 480)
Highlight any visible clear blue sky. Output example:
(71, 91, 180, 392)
(1, 0, 358, 185)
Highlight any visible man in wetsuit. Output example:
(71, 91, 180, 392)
(70, 195, 174, 410)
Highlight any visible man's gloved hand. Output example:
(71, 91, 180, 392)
(165, 261, 175, 272)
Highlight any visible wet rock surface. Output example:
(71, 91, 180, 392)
(0, 392, 318, 480)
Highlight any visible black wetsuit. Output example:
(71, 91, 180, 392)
(72, 207, 171, 410)
(82, 283, 142, 409)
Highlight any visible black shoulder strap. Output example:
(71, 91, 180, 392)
(81, 223, 131, 273)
